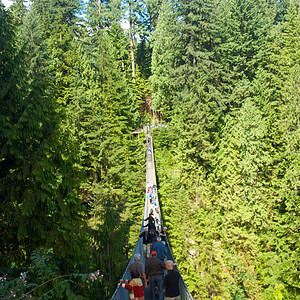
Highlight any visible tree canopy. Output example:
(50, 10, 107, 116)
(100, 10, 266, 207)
(1, 0, 299, 298)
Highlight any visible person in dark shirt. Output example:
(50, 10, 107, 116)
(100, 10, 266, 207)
(139, 228, 154, 258)
(164, 260, 180, 300)
(146, 251, 165, 300)
(143, 213, 156, 232)
(160, 226, 168, 244)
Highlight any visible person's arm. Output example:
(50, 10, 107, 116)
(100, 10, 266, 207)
(118, 282, 133, 291)
(119, 279, 130, 284)
(143, 272, 148, 288)
(151, 242, 156, 252)
(160, 261, 166, 270)
(145, 263, 149, 277)
(141, 265, 148, 287)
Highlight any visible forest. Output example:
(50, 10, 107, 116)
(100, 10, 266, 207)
(0, 0, 299, 298)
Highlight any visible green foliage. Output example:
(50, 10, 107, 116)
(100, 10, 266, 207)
(1, 0, 145, 297)
(151, 1, 299, 298)
(136, 38, 152, 79)
(153, 129, 224, 298)
(222, 252, 259, 299)
(1, 0, 300, 298)
(1, 0, 84, 271)
(0, 249, 103, 299)
(150, 0, 180, 117)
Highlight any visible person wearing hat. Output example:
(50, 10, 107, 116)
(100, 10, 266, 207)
(129, 253, 148, 288)
(152, 236, 167, 261)
(145, 251, 166, 300)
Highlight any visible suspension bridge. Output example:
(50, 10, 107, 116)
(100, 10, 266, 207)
(111, 131, 193, 299)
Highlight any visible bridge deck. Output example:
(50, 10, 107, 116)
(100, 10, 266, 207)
(110, 133, 193, 300)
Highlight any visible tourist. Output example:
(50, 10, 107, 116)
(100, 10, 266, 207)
(152, 237, 167, 262)
(118, 270, 144, 300)
(164, 260, 180, 300)
(129, 253, 148, 288)
(145, 251, 165, 300)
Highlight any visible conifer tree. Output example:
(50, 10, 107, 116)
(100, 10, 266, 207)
(0, 0, 88, 271)
(10, 0, 27, 26)
(214, 0, 276, 109)
(256, 2, 300, 297)
(0, 3, 27, 267)
(151, 0, 180, 117)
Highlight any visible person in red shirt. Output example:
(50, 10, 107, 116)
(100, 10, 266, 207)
(118, 270, 144, 300)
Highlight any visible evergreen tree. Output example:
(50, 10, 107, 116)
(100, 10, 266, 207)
(143, 0, 162, 33)
(65, 22, 146, 292)
(150, 0, 180, 117)
(0, 2, 26, 267)
(214, 0, 276, 109)
(136, 38, 152, 79)
(10, 0, 27, 26)
(257, 2, 300, 297)
(0, 0, 88, 271)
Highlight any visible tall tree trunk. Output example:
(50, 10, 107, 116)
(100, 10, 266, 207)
(129, 7, 136, 83)
(97, 0, 103, 29)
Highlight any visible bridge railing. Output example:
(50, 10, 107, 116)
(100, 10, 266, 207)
(149, 134, 193, 300)
(110, 133, 193, 300)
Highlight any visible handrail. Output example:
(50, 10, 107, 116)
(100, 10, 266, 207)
(110, 131, 193, 300)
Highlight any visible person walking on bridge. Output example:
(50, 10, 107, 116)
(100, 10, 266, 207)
(129, 253, 148, 288)
(164, 260, 180, 300)
(143, 213, 156, 232)
(139, 228, 154, 259)
(152, 237, 167, 262)
(118, 270, 144, 300)
(160, 227, 168, 245)
(146, 251, 165, 300)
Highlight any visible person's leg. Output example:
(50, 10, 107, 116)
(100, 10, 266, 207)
(154, 276, 160, 297)
(146, 244, 150, 258)
(157, 275, 164, 300)
(150, 276, 156, 299)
